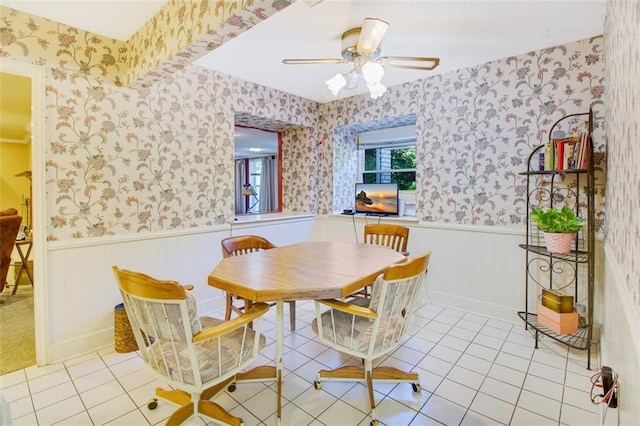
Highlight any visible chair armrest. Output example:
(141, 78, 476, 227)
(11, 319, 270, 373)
(193, 302, 269, 342)
(182, 284, 194, 291)
(317, 299, 378, 319)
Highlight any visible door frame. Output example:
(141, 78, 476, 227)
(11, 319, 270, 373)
(1, 58, 48, 365)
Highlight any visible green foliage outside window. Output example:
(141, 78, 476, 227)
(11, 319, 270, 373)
(363, 147, 416, 190)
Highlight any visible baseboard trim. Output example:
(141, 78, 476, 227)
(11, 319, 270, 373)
(426, 290, 519, 324)
(45, 295, 226, 365)
(47, 330, 113, 365)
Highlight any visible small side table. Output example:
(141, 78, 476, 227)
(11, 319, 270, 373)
(13, 237, 33, 294)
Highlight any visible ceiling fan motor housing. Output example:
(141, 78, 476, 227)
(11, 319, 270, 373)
(341, 27, 381, 60)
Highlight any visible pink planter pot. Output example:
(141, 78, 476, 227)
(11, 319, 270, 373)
(543, 232, 575, 254)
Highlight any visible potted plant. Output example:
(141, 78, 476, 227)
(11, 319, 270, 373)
(531, 206, 585, 253)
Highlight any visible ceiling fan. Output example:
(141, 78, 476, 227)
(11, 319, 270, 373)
(282, 18, 440, 99)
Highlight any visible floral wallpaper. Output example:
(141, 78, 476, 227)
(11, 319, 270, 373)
(604, 0, 640, 315)
(1, 4, 607, 242)
(281, 127, 318, 212)
(0, 5, 316, 240)
(322, 37, 607, 227)
(123, 0, 293, 89)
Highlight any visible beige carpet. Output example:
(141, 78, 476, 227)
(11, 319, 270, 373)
(0, 264, 35, 376)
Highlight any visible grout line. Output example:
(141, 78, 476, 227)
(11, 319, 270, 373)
(8, 302, 601, 426)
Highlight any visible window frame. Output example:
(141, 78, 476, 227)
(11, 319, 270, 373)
(356, 125, 417, 189)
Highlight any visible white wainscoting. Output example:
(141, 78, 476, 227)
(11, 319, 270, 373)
(43, 214, 612, 368)
(601, 246, 640, 425)
(321, 215, 526, 321)
(45, 215, 318, 363)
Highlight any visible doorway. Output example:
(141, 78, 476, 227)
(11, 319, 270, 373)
(234, 126, 282, 215)
(0, 59, 47, 370)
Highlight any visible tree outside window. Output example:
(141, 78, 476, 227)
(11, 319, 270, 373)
(362, 146, 416, 190)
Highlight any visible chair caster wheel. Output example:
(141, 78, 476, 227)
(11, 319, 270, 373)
(370, 420, 379, 426)
(412, 383, 421, 392)
(313, 380, 322, 390)
(228, 383, 237, 392)
(147, 398, 158, 410)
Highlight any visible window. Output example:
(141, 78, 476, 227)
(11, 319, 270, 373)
(357, 125, 416, 191)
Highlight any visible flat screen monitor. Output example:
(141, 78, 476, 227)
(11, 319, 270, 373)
(355, 183, 399, 216)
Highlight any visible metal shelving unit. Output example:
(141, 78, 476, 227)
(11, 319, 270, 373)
(517, 110, 595, 369)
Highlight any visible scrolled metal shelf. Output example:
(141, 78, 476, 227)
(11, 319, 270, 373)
(518, 312, 590, 350)
(518, 243, 589, 263)
(519, 169, 589, 176)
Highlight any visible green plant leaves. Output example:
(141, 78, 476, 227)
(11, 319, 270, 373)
(531, 206, 584, 233)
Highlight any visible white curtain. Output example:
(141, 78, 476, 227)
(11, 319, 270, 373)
(259, 155, 277, 212)
(235, 159, 247, 214)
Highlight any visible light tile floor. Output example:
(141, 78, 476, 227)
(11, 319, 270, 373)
(0, 299, 601, 425)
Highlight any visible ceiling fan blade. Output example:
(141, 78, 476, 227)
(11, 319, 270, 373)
(356, 18, 389, 56)
(381, 56, 441, 71)
(282, 58, 345, 65)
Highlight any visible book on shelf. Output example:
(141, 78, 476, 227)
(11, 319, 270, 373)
(579, 131, 590, 169)
(553, 136, 579, 171)
(544, 141, 555, 170)
(542, 131, 590, 172)
(571, 135, 583, 170)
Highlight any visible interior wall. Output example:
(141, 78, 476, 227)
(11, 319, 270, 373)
(0, 5, 624, 376)
(45, 215, 318, 361)
(0, 142, 29, 212)
(322, 37, 607, 227)
(0, 7, 318, 241)
(601, 0, 640, 422)
(321, 216, 525, 321)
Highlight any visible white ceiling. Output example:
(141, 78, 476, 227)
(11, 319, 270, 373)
(3, 1, 606, 104)
(235, 127, 278, 158)
(2, 0, 168, 41)
(194, 0, 607, 103)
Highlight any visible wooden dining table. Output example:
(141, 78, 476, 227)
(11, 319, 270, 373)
(207, 240, 406, 424)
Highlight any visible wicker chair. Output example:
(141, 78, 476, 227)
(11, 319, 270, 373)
(312, 252, 431, 426)
(221, 235, 296, 330)
(112, 266, 269, 426)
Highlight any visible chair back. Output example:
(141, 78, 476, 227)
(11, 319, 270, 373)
(112, 267, 264, 391)
(221, 235, 276, 258)
(363, 224, 409, 254)
(364, 252, 430, 357)
(0, 210, 22, 291)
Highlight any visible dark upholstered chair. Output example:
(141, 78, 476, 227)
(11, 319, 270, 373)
(0, 209, 23, 301)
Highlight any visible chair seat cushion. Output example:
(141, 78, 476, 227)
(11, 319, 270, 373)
(149, 316, 266, 386)
(312, 305, 401, 354)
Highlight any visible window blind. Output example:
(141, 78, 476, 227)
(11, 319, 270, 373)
(356, 124, 416, 150)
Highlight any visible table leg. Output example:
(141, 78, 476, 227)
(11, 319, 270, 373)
(276, 300, 283, 425)
(13, 242, 33, 295)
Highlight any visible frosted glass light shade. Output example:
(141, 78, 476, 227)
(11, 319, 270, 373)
(362, 61, 384, 83)
(325, 73, 347, 97)
(357, 18, 389, 55)
(367, 81, 387, 99)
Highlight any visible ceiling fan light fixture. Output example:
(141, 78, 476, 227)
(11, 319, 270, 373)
(325, 73, 347, 96)
(341, 27, 362, 59)
(362, 61, 384, 83)
(367, 81, 387, 99)
(357, 18, 389, 55)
